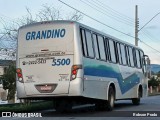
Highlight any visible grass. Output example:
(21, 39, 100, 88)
(148, 88, 160, 96)
(148, 92, 160, 96)
(0, 101, 54, 112)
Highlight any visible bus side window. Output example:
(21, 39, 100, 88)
(125, 46, 131, 66)
(108, 39, 116, 63)
(97, 35, 106, 60)
(139, 50, 144, 67)
(85, 30, 94, 58)
(116, 43, 122, 65)
(93, 34, 100, 59)
(104, 38, 110, 61)
(80, 28, 94, 58)
(120, 44, 127, 65)
(80, 29, 88, 56)
(128, 47, 134, 67)
(135, 49, 141, 68)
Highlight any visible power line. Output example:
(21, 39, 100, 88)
(84, 1, 160, 54)
(138, 39, 160, 57)
(138, 12, 160, 32)
(140, 30, 159, 43)
(80, 0, 134, 26)
(139, 39, 160, 54)
(58, 0, 135, 38)
(139, 29, 160, 53)
(88, 0, 134, 24)
(92, 0, 134, 22)
(58, 0, 160, 55)
(143, 30, 159, 42)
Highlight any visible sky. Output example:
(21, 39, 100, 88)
(0, 0, 160, 64)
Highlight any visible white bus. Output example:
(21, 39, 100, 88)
(16, 20, 150, 111)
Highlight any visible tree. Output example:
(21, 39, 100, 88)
(0, 4, 83, 103)
(0, 4, 83, 59)
(148, 76, 160, 88)
(0, 62, 16, 102)
(157, 71, 160, 77)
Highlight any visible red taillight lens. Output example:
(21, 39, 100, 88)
(17, 73, 22, 78)
(16, 68, 23, 83)
(72, 70, 77, 75)
(71, 65, 82, 80)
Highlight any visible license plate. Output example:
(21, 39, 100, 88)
(40, 86, 52, 91)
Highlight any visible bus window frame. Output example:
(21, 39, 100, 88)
(127, 46, 135, 68)
(80, 26, 145, 69)
(80, 27, 95, 59)
(135, 48, 143, 69)
(92, 33, 101, 60)
(107, 38, 117, 64)
(125, 45, 130, 67)
(92, 32, 107, 62)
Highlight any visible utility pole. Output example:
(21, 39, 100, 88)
(135, 5, 139, 46)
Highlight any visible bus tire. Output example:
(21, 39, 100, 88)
(132, 88, 142, 105)
(95, 86, 115, 111)
(106, 86, 115, 111)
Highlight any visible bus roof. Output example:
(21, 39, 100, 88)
(18, 20, 77, 29)
(19, 20, 143, 51)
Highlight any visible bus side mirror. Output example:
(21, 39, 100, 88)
(146, 57, 150, 65)
(143, 55, 151, 78)
(143, 55, 150, 65)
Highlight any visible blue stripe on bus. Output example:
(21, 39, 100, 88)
(84, 63, 140, 94)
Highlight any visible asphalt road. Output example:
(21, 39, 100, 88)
(1, 95, 160, 120)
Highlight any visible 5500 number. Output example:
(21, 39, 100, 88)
(52, 58, 71, 66)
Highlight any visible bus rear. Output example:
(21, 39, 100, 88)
(16, 21, 82, 99)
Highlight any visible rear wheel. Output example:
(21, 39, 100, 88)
(95, 86, 115, 111)
(106, 86, 115, 111)
(132, 88, 142, 105)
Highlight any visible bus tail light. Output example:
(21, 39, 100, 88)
(71, 65, 82, 80)
(16, 68, 24, 83)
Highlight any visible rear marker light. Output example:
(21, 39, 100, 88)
(16, 69, 21, 73)
(17, 73, 22, 78)
(16, 68, 24, 83)
(18, 77, 23, 82)
(72, 70, 77, 75)
(71, 65, 82, 80)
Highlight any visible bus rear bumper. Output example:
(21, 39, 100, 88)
(16, 78, 83, 99)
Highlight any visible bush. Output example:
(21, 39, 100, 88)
(148, 77, 159, 88)
(0, 101, 53, 112)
